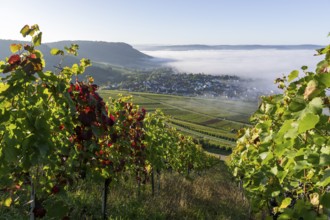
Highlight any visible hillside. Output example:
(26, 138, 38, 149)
(99, 90, 257, 155)
(46, 41, 154, 68)
(0, 39, 156, 84)
(135, 44, 323, 51)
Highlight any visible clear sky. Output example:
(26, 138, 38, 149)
(1, 0, 329, 45)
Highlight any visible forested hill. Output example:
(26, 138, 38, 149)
(0, 40, 153, 67)
(0, 39, 156, 84)
(135, 44, 323, 51)
(46, 41, 152, 67)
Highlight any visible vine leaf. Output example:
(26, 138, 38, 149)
(4, 197, 12, 207)
(318, 169, 330, 187)
(20, 25, 30, 37)
(321, 192, 330, 208)
(8, 54, 20, 65)
(72, 64, 79, 74)
(33, 32, 42, 46)
(279, 198, 292, 209)
(318, 72, 330, 87)
(288, 70, 299, 82)
(276, 119, 294, 142)
(50, 48, 64, 56)
(10, 44, 22, 53)
(298, 113, 319, 134)
(303, 80, 319, 100)
(307, 97, 323, 114)
(319, 154, 330, 166)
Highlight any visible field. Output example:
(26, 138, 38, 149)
(99, 90, 257, 151)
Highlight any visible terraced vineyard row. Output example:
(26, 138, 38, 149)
(99, 90, 257, 150)
(169, 118, 236, 142)
(169, 122, 235, 147)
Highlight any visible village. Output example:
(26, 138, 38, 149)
(105, 70, 273, 102)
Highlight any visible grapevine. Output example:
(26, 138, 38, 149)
(0, 25, 212, 219)
(230, 44, 330, 219)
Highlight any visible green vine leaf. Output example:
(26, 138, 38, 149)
(298, 113, 319, 134)
(33, 32, 42, 46)
(10, 44, 22, 53)
(288, 70, 299, 82)
(318, 169, 330, 187)
(318, 72, 330, 87)
(275, 119, 294, 142)
(20, 25, 30, 37)
(50, 48, 64, 56)
(280, 198, 292, 209)
(320, 192, 330, 208)
(4, 197, 12, 207)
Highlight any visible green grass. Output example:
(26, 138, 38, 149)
(99, 90, 256, 150)
(0, 162, 249, 219)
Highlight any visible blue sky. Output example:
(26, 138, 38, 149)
(1, 0, 329, 45)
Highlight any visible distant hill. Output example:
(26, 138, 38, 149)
(46, 41, 153, 68)
(135, 44, 324, 51)
(0, 39, 157, 84)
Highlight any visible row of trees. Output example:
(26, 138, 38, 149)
(0, 25, 212, 219)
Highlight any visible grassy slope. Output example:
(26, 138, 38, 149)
(0, 162, 249, 219)
(100, 161, 250, 220)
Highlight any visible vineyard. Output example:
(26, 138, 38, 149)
(0, 25, 329, 220)
(99, 90, 256, 153)
(0, 25, 224, 219)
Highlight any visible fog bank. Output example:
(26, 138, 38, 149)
(143, 49, 323, 89)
